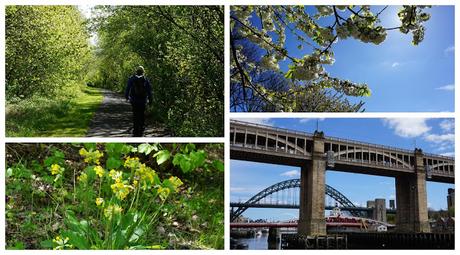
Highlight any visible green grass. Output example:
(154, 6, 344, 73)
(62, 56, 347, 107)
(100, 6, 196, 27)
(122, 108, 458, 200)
(6, 86, 103, 137)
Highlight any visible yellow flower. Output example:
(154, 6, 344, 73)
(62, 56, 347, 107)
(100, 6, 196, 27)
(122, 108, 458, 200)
(135, 164, 157, 190)
(157, 186, 171, 201)
(77, 173, 87, 183)
(133, 180, 139, 187)
(50, 164, 63, 175)
(79, 148, 87, 156)
(109, 169, 123, 183)
(124, 156, 140, 169)
(80, 148, 104, 165)
(110, 181, 132, 200)
(168, 176, 183, 191)
(104, 204, 123, 219)
(94, 166, 105, 178)
(53, 235, 71, 250)
(95, 197, 104, 206)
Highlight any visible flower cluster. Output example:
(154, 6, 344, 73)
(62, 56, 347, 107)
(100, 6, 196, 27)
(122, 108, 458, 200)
(103, 204, 123, 219)
(108, 169, 133, 200)
(94, 165, 105, 178)
(95, 197, 104, 207)
(124, 156, 140, 169)
(135, 163, 158, 190)
(109, 169, 123, 183)
(79, 148, 104, 165)
(336, 16, 387, 45)
(287, 52, 324, 81)
(53, 235, 73, 250)
(110, 181, 133, 200)
(50, 164, 64, 175)
(77, 172, 87, 183)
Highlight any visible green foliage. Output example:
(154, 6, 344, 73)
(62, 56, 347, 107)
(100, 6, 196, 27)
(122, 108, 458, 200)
(6, 143, 224, 250)
(6, 6, 91, 100)
(90, 6, 224, 136)
(6, 6, 224, 137)
(231, 5, 431, 112)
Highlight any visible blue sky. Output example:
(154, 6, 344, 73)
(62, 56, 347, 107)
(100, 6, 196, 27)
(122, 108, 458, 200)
(231, 118, 454, 221)
(238, 6, 454, 112)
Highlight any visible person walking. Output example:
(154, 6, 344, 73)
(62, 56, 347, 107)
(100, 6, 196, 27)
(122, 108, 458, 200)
(125, 66, 153, 137)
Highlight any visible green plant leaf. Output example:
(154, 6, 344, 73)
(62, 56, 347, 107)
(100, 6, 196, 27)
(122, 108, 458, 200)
(212, 160, 224, 172)
(153, 150, 170, 165)
(106, 157, 122, 169)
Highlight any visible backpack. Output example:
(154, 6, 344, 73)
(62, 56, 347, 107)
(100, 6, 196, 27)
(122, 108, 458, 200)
(132, 76, 147, 98)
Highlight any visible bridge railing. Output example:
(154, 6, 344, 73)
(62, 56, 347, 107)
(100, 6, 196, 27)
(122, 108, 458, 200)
(325, 136, 414, 155)
(423, 152, 455, 161)
(333, 157, 413, 170)
(230, 120, 314, 139)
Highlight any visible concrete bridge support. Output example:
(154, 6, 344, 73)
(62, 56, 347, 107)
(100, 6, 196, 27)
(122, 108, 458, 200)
(396, 149, 430, 233)
(298, 131, 326, 236)
(373, 199, 387, 222)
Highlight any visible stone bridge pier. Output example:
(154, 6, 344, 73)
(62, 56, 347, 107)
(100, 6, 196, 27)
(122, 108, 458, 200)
(298, 131, 327, 236)
(395, 149, 430, 233)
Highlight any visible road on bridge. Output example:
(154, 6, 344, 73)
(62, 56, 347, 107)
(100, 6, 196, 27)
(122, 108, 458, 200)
(86, 88, 170, 137)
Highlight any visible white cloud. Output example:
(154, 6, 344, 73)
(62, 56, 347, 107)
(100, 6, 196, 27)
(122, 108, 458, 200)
(383, 118, 431, 138)
(230, 187, 248, 192)
(299, 118, 325, 124)
(444, 45, 455, 55)
(436, 84, 455, 91)
(440, 119, 454, 132)
(440, 152, 454, 157)
(234, 118, 273, 126)
(424, 133, 454, 144)
(280, 170, 300, 177)
(391, 62, 400, 68)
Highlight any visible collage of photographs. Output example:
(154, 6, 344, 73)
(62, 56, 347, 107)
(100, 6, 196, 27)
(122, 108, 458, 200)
(1, 2, 457, 253)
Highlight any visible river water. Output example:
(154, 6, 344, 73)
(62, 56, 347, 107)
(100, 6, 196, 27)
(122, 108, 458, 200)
(234, 233, 268, 250)
(232, 232, 282, 250)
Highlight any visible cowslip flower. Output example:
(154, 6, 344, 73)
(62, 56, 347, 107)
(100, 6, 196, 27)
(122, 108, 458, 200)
(80, 148, 104, 165)
(104, 204, 123, 219)
(94, 166, 105, 178)
(53, 235, 72, 250)
(110, 181, 133, 200)
(95, 197, 104, 206)
(109, 169, 123, 183)
(77, 173, 87, 183)
(124, 156, 140, 169)
(157, 186, 171, 201)
(79, 148, 87, 156)
(136, 164, 157, 190)
(50, 164, 63, 175)
(168, 176, 183, 191)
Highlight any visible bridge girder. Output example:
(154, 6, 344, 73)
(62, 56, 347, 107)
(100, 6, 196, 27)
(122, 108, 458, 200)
(231, 178, 364, 221)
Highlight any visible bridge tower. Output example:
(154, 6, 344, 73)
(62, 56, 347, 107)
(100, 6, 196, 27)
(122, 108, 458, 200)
(395, 148, 430, 233)
(298, 131, 326, 236)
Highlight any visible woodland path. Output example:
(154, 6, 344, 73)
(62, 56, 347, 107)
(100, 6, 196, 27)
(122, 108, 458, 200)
(86, 88, 169, 137)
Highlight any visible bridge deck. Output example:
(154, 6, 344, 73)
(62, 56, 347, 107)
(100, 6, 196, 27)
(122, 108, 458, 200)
(230, 120, 454, 183)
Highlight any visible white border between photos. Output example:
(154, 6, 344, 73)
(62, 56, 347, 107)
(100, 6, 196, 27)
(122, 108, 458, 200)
(0, 1, 458, 255)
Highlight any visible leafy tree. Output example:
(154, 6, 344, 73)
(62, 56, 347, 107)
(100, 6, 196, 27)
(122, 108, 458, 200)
(230, 5, 431, 112)
(6, 6, 90, 100)
(91, 6, 224, 136)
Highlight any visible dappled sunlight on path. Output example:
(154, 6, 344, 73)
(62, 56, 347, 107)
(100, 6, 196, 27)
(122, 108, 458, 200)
(86, 89, 169, 137)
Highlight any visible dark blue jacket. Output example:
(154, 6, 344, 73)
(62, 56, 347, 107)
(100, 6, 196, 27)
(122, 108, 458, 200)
(125, 75, 153, 105)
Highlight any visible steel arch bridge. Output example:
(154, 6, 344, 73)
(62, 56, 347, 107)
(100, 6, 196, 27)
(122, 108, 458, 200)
(231, 179, 362, 221)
